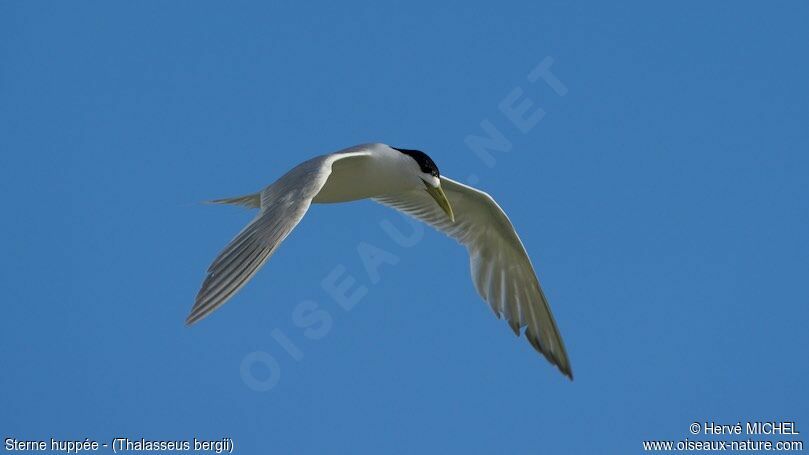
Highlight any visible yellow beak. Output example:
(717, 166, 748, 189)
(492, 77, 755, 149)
(423, 180, 455, 222)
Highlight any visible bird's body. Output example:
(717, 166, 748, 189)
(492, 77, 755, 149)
(189, 143, 573, 379)
(313, 145, 416, 203)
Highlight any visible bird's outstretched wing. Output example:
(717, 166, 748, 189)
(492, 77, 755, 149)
(374, 177, 573, 379)
(186, 150, 371, 325)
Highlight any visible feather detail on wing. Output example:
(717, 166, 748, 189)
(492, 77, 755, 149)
(187, 150, 371, 325)
(374, 177, 573, 379)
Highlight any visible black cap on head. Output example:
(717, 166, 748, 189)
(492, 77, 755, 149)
(392, 147, 440, 177)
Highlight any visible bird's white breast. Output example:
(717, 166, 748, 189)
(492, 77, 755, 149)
(312, 144, 415, 203)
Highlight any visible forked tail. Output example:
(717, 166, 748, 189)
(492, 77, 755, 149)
(206, 192, 261, 209)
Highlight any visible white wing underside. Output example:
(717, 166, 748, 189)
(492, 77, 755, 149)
(186, 150, 371, 325)
(375, 177, 573, 379)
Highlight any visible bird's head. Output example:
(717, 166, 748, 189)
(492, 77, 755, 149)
(393, 146, 455, 222)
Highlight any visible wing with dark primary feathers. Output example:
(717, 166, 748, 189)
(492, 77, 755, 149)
(374, 176, 573, 379)
(186, 150, 371, 325)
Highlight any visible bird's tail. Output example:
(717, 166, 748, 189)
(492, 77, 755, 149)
(206, 192, 261, 209)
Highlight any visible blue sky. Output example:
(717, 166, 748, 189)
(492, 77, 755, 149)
(2, 1, 808, 453)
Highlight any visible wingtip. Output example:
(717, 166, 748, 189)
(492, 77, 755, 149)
(556, 354, 574, 381)
(562, 367, 574, 381)
(185, 310, 202, 326)
(524, 329, 574, 381)
(554, 356, 574, 381)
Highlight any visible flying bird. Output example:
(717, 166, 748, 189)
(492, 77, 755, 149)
(187, 143, 573, 379)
